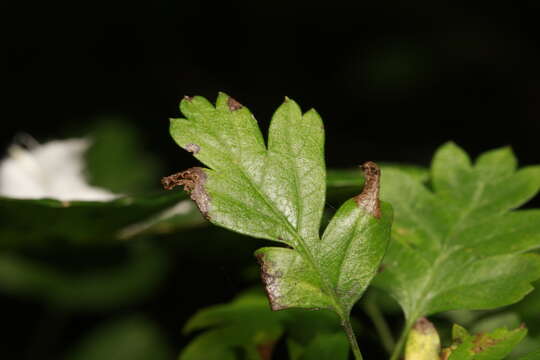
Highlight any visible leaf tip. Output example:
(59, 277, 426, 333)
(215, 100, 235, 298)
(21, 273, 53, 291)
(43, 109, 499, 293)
(227, 96, 243, 111)
(354, 161, 381, 218)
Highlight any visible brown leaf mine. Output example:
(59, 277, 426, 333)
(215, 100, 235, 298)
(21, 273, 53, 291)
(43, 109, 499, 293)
(354, 161, 381, 218)
(255, 252, 286, 311)
(161, 167, 210, 218)
(227, 96, 243, 111)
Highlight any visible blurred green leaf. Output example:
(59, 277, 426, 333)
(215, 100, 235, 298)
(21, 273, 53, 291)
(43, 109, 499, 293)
(0, 192, 186, 248)
(85, 118, 162, 194)
(298, 332, 349, 360)
(180, 289, 347, 360)
(64, 316, 172, 360)
(180, 290, 284, 360)
(374, 143, 540, 325)
(0, 242, 169, 310)
(512, 280, 540, 334)
(471, 313, 522, 335)
(516, 348, 540, 360)
(442, 324, 526, 360)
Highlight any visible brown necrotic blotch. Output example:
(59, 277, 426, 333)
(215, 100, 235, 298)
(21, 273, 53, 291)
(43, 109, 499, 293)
(354, 161, 381, 218)
(161, 167, 210, 218)
(255, 252, 285, 311)
(227, 96, 243, 111)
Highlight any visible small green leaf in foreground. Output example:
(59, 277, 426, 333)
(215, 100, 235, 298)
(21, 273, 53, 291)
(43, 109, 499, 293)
(180, 290, 347, 360)
(441, 324, 527, 360)
(165, 93, 393, 358)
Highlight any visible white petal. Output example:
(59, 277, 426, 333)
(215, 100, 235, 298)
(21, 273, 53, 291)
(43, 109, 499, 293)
(0, 138, 119, 201)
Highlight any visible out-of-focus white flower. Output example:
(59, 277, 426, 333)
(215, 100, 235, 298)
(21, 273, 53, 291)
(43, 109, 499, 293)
(0, 137, 118, 201)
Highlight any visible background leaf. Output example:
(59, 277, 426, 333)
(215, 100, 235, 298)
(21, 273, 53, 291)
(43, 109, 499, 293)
(374, 143, 540, 324)
(0, 192, 186, 248)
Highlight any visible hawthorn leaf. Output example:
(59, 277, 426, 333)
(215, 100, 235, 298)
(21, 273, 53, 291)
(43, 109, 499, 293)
(441, 324, 527, 360)
(374, 143, 540, 323)
(165, 93, 392, 321)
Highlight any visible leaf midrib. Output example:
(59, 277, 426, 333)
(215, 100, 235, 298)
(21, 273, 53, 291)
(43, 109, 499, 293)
(407, 179, 487, 319)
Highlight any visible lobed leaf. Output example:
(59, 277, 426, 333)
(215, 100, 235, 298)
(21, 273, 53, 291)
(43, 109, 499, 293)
(165, 93, 392, 323)
(374, 142, 540, 323)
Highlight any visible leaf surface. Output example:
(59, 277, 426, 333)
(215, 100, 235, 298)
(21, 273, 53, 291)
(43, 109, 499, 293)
(374, 143, 540, 322)
(441, 324, 526, 360)
(166, 93, 392, 320)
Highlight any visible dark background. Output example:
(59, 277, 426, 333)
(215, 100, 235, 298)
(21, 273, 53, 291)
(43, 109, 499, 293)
(3, 2, 540, 359)
(5, 2, 540, 170)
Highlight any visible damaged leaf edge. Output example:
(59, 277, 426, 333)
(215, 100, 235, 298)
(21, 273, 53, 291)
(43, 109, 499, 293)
(161, 167, 210, 219)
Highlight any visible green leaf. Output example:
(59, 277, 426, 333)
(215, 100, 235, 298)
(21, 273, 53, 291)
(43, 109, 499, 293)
(441, 324, 527, 360)
(180, 290, 346, 360)
(166, 94, 393, 323)
(64, 316, 172, 360)
(180, 290, 284, 360)
(374, 143, 540, 324)
(0, 192, 187, 248)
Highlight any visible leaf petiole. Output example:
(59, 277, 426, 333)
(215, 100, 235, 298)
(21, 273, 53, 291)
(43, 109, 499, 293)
(341, 317, 363, 360)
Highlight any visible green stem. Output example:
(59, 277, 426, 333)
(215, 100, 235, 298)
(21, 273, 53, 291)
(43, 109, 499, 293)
(342, 317, 364, 360)
(390, 319, 414, 360)
(363, 294, 395, 354)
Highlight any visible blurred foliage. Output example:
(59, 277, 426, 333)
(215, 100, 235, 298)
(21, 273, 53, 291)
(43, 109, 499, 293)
(1, 119, 539, 360)
(180, 289, 347, 360)
(64, 316, 172, 360)
(85, 118, 163, 194)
